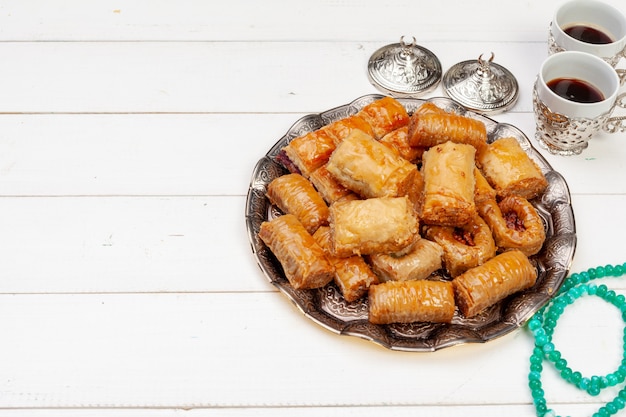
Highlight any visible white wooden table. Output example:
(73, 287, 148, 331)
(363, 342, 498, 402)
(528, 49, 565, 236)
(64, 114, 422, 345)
(1, 1, 626, 416)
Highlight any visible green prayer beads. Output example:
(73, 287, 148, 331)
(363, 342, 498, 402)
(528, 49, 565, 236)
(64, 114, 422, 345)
(527, 262, 626, 417)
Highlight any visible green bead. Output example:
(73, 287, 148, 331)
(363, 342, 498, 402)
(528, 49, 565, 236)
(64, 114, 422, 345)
(543, 342, 555, 354)
(596, 266, 607, 278)
(528, 318, 542, 331)
(606, 402, 618, 415)
(597, 284, 608, 296)
(613, 397, 625, 410)
(600, 376, 609, 388)
(532, 387, 544, 400)
(529, 371, 541, 381)
(555, 358, 568, 371)
(605, 289, 617, 302)
(531, 363, 543, 372)
(588, 385, 601, 396)
(589, 268, 597, 279)
(605, 264, 615, 277)
(579, 377, 590, 390)
(571, 371, 582, 384)
(535, 334, 548, 347)
(560, 367, 572, 380)
(580, 271, 591, 282)
(529, 379, 542, 390)
(544, 317, 557, 331)
(614, 264, 624, 276)
(530, 354, 543, 365)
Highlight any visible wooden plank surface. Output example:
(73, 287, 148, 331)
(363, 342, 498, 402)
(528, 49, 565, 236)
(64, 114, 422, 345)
(0, 0, 625, 415)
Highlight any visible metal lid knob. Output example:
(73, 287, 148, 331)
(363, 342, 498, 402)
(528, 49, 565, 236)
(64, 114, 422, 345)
(443, 53, 519, 114)
(367, 36, 442, 97)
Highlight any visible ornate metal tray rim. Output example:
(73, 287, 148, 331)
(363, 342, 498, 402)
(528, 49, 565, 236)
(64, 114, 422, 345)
(245, 94, 577, 352)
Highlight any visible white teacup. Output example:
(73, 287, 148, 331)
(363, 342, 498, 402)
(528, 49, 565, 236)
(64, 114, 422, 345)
(549, 0, 626, 84)
(533, 51, 624, 156)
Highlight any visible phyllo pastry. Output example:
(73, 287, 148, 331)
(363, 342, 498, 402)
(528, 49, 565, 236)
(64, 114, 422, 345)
(357, 96, 410, 139)
(308, 164, 357, 204)
(407, 111, 488, 151)
(477, 137, 548, 200)
(368, 280, 455, 324)
(266, 173, 329, 235)
(424, 214, 496, 277)
(280, 128, 336, 178)
(313, 226, 379, 302)
(326, 130, 418, 199)
(259, 214, 335, 290)
(329, 196, 419, 258)
(474, 167, 497, 205)
(379, 126, 424, 163)
(413, 101, 448, 116)
(369, 238, 443, 282)
(478, 195, 546, 256)
(322, 114, 375, 144)
(420, 141, 476, 226)
(452, 249, 537, 318)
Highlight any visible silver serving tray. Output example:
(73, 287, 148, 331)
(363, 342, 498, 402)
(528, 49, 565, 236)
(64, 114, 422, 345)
(245, 94, 576, 352)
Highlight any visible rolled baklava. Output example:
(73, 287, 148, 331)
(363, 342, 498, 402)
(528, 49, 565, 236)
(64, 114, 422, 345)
(478, 195, 546, 256)
(452, 249, 537, 318)
(368, 238, 444, 282)
(407, 111, 488, 151)
(266, 173, 329, 235)
(259, 214, 335, 290)
(424, 214, 496, 277)
(368, 280, 455, 324)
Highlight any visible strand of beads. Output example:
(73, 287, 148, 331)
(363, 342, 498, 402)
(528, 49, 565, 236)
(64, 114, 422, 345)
(527, 262, 626, 417)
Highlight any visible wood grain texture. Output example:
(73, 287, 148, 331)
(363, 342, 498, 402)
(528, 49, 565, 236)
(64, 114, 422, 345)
(0, 0, 625, 415)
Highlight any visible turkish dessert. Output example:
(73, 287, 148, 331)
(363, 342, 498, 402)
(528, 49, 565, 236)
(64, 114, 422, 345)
(266, 173, 329, 235)
(424, 214, 496, 277)
(308, 164, 357, 204)
(313, 226, 379, 302)
(369, 280, 455, 324)
(452, 250, 537, 318)
(356, 96, 410, 139)
(259, 96, 549, 325)
(478, 195, 546, 256)
(408, 111, 488, 151)
(326, 130, 418, 199)
(329, 196, 419, 258)
(368, 238, 444, 282)
(258, 214, 334, 290)
(477, 137, 548, 200)
(420, 141, 477, 226)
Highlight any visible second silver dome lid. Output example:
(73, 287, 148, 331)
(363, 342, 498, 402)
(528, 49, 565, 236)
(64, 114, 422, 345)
(443, 53, 519, 114)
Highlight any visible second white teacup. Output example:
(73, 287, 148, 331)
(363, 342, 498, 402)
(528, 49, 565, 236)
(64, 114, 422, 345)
(533, 51, 622, 155)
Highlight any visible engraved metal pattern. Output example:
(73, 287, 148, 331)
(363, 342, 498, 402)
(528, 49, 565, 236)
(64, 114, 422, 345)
(245, 94, 576, 352)
(533, 82, 615, 156)
(443, 53, 519, 114)
(367, 37, 442, 97)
